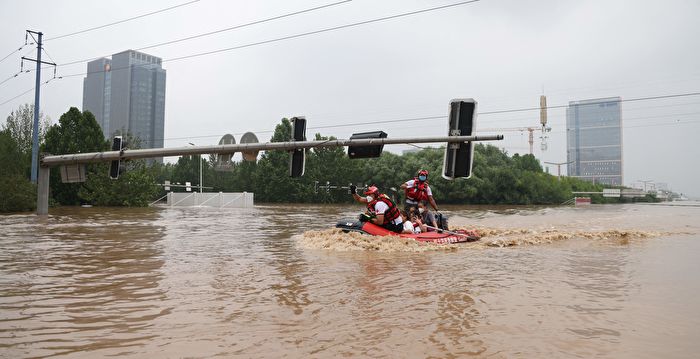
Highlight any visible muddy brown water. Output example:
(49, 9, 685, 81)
(1, 203, 699, 358)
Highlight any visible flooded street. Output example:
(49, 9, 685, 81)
(1, 203, 699, 358)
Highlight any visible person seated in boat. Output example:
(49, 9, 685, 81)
(350, 184, 404, 233)
(401, 209, 422, 234)
(417, 200, 438, 232)
(400, 169, 439, 213)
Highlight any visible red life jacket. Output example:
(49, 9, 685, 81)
(367, 194, 401, 225)
(405, 177, 429, 202)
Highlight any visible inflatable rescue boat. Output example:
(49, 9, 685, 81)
(335, 219, 480, 244)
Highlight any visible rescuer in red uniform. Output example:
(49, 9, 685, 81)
(400, 169, 439, 212)
(349, 185, 404, 233)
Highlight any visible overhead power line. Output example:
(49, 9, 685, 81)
(0, 44, 26, 64)
(44, 0, 202, 41)
(3, 1, 480, 109)
(0, 75, 61, 107)
(477, 92, 700, 116)
(299, 92, 700, 130)
(0, 71, 23, 87)
(54, 0, 353, 68)
(0, 87, 35, 107)
(153, 114, 700, 147)
(538, 118, 700, 135)
(121, 91, 700, 146)
(52, 0, 479, 77)
(165, 0, 480, 63)
(400, 117, 700, 139)
(456, 99, 700, 126)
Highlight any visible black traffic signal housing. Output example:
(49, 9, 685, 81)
(443, 99, 476, 179)
(289, 117, 306, 177)
(109, 136, 123, 179)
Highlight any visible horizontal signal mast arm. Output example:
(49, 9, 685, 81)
(40, 134, 503, 166)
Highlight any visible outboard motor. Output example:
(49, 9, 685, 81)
(435, 213, 449, 231)
(335, 219, 366, 234)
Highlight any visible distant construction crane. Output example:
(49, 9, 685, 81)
(478, 95, 551, 155)
(479, 126, 551, 155)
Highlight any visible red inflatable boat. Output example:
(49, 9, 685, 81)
(335, 219, 479, 244)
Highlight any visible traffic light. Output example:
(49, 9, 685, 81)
(443, 99, 477, 179)
(289, 116, 306, 177)
(109, 136, 123, 179)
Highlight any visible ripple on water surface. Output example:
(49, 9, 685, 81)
(0, 203, 699, 358)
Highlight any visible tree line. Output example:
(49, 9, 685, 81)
(1, 105, 633, 212)
(160, 118, 620, 205)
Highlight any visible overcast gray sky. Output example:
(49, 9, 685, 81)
(1, 0, 698, 196)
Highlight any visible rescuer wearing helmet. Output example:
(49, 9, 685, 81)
(349, 184, 404, 233)
(400, 169, 439, 212)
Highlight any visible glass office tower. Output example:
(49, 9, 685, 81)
(83, 50, 166, 153)
(566, 97, 623, 186)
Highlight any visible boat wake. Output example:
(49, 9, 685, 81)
(476, 227, 665, 247)
(297, 229, 460, 252)
(298, 227, 672, 252)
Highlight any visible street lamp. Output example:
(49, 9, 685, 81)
(188, 142, 202, 193)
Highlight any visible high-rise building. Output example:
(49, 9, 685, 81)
(566, 97, 623, 186)
(82, 50, 166, 151)
(82, 58, 112, 137)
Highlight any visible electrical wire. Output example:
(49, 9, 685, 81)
(0, 43, 37, 89)
(164, 0, 480, 63)
(43, 0, 202, 41)
(0, 74, 62, 107)
(0, 44, 26, 64)
(50, 0, 480, 77)
(475, 100, 700, 126)
(53, 0, 353, 68)
(477, 92, 700, 116)
(133, 98, 700, 146)
(0, 72, 22, 87)
(0, 87, 35, 107)
(534, 118, 700, 135)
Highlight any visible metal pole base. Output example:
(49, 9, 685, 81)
(37, 166, 49, 215)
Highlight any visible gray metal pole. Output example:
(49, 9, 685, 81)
(30, 32, 43, 183)
(199, 154, 202, 193)
(37, 166, 49, 215)
(41, 135, 504, 166)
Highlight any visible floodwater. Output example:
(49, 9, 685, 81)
(1, 203, 699, 358)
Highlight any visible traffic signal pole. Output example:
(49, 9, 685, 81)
(36, 134, 503, 215)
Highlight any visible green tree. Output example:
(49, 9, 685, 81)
(42, 108, 107, 205)
(78, 161, 160, 206)
(41, 108, 161, 207)
(253, 119, 307, 202)
(3, 103, 51, 156)
(160, 121, 632, 206)
(0, 129, 36, 212)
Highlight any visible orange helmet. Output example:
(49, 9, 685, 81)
(364, 185, 379, 195)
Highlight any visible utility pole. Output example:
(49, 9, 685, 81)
(22, 30, 55, 183)
(544, 161, 574, 179)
